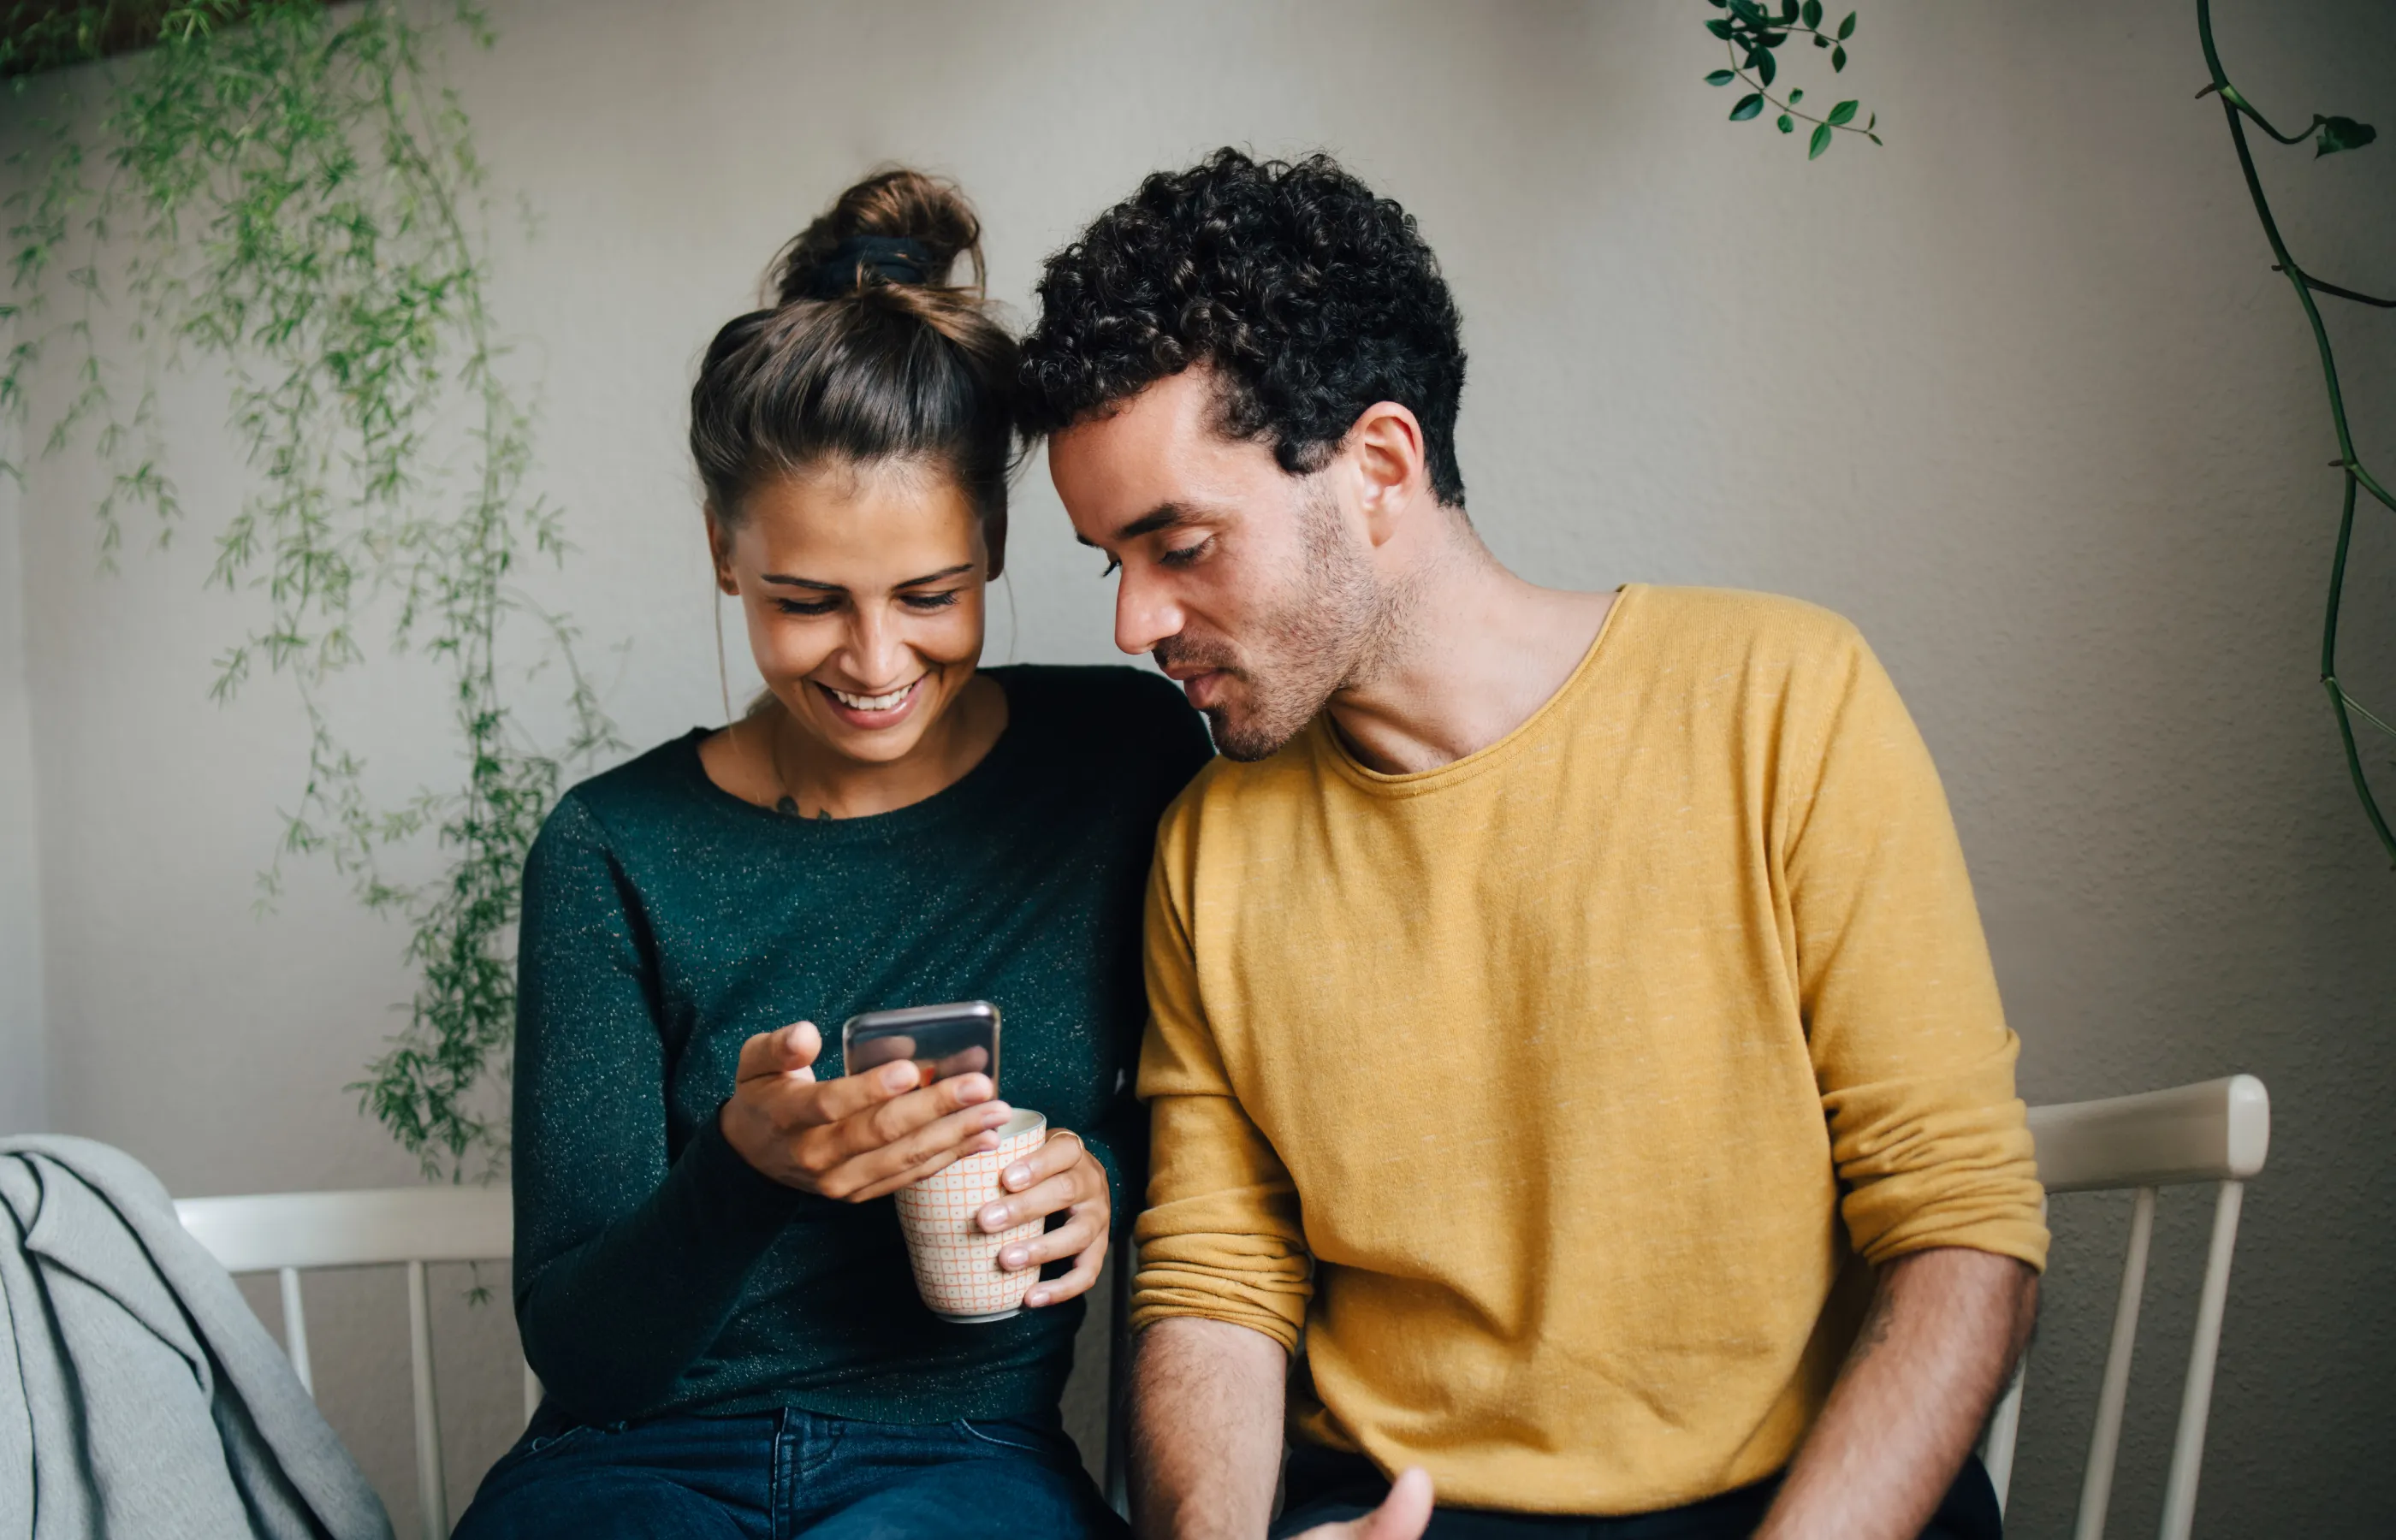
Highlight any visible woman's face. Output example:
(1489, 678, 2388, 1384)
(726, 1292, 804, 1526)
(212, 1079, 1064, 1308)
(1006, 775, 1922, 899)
(712, 459, 989, 768)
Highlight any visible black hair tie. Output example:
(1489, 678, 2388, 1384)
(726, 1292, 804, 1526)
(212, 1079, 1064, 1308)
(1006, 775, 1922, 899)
(804, 235, 935, 298)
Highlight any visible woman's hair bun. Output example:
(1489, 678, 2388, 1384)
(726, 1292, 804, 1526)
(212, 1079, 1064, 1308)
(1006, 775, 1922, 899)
(768, 167, 985, 306)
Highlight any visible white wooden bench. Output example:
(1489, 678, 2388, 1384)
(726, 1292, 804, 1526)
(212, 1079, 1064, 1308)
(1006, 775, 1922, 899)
(177, 1073, 2268, 1540)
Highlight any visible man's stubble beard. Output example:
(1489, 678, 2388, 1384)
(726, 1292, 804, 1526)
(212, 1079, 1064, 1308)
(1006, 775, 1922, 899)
(1165, 482, 1401, 763)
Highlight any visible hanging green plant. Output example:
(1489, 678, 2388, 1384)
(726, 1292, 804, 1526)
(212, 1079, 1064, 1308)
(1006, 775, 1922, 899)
(1699, 0, 1880, 159)
(2, 0, 620, 1176)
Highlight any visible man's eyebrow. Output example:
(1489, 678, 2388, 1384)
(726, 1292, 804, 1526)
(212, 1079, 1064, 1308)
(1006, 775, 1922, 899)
(1076, 504, 1194, 549)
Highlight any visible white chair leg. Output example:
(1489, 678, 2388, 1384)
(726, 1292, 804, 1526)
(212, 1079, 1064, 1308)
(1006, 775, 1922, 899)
(406, 1259, 447, 1540)
(524, 1362, 542, 1429)
(2158, 1181, 2244, 1540)
(2075, 1184, 2156, 1540)
(277, 1267, 314, 1398)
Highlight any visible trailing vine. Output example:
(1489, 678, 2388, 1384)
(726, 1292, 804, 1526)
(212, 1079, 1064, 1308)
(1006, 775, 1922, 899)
(1695, 2, 2390, 864)
(1699, 0, 1880, 159)
(1, 1, 620, 1175)
(2194, 0, 2393, 868)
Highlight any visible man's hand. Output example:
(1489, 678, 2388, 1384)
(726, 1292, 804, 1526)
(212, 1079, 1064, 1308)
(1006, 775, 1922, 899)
(719, 1021, 1015, 1201)
(1288, 1469, 1435, 1540)
(977, 1128, 1111, 1308)
(1756, 1247, 2037, 1540)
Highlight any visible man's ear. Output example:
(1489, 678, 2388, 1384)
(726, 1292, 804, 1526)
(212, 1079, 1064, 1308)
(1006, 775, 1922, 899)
(704, 508, 740, 596)
(1346, 401, 1430, 549)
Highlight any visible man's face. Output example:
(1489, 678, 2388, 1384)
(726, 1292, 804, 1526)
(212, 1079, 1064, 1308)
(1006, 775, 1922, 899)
(1047, 370, 1383, 761)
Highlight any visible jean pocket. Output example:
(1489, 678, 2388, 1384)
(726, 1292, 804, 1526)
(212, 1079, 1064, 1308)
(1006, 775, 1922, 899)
(489, 1420, 594, 1478)
(953, 1416, 1065, 1458)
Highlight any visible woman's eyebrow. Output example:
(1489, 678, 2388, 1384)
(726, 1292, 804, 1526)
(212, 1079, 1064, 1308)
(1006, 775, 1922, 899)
(895, 563, 977, 587)
(758, 573, 841, 591)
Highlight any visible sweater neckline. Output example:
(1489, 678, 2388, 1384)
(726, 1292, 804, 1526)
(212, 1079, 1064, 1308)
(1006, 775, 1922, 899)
(1314, 584, 1636, 800)
(673, 669, 1027, 841)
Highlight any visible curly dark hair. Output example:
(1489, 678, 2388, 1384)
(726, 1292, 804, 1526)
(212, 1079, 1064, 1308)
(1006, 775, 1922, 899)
(1017, 149, 1468, 507)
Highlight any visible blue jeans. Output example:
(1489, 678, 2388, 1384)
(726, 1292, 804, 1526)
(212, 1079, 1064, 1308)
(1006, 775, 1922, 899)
(453, 1403, 1127, 1539)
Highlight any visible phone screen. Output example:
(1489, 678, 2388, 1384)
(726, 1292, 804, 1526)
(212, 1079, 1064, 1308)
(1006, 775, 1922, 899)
(839, 1001, 1000, 1093)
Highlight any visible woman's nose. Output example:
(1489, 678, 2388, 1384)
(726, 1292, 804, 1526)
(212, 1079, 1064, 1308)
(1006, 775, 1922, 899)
(842, 608, 908, 684)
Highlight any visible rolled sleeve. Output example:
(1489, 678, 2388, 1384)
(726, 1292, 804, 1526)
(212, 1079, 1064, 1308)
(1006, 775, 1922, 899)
(1787, 630, 2049, 1273)
(1129, 809, 1312, 1351)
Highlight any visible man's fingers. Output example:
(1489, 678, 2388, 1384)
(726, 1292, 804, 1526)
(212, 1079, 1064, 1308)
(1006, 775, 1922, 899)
(1360, 1470, 1434, 1540)
(1023, 1229, 1106, 1309)
(735, 1021, 820, 1082)
(1295, 1469, 1435, 1540)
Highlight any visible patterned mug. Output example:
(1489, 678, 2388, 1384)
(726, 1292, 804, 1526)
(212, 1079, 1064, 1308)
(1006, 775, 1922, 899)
(893, 1108, 1048, 1321)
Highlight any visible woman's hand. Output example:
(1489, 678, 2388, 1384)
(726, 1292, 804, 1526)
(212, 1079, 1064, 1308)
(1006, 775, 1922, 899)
(976, 1128, 1110, 1309)
(720, 1021, 1014, 1202)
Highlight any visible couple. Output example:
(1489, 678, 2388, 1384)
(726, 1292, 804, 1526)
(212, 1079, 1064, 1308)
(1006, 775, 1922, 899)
(457, 153, 2046, 1540)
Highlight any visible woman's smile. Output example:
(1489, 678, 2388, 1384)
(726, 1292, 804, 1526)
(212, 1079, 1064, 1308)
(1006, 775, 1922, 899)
(817, 675, 925, 726)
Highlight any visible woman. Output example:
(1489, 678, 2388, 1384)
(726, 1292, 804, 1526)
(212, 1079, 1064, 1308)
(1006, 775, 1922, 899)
(454, 169, 1211, 1540)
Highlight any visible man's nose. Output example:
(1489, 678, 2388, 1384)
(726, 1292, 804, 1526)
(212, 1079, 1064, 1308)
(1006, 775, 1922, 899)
(1114, 566, 1182, 657)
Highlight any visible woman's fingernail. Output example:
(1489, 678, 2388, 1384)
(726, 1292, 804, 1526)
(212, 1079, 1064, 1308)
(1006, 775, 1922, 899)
(984, 1205, 1011, 1229)
(1026, 1289, 1048, 1306)
(1001, 1246, 1028, 1268)
(1004, 1164, 1030, 1188)
(882, 1063, 915, 1091)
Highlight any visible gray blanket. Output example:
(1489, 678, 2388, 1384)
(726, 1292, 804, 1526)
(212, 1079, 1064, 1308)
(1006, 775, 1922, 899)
(0, 1136, 392, 1540)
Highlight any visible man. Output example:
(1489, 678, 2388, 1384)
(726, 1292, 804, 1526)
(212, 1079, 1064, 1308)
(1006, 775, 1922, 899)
(1017, 150, 2045, 1540)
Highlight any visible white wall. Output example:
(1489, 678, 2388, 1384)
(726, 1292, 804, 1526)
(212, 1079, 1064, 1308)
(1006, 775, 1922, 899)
(5, 0, 2393, 1533)
(0, 412, 44, 1134)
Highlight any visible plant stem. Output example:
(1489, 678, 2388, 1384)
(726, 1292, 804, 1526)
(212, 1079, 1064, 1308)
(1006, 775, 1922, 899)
(2197, 0, 2396, 867)
(1723, 38, 1874, 139)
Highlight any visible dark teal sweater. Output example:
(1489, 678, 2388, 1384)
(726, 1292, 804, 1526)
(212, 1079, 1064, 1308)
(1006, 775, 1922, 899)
(511, 665, 1211, 1424)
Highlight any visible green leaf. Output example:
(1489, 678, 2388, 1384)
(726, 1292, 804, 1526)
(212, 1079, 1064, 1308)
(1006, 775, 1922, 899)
(1813, 33, 1830, 47)
(1706, 17, 1734, 38)
(1780, 0, 1800, 21)
(1838, 9, 1856, 38)
(1730, 92, 1766, 121)
(1788, 86, 1805, 103)
(2316, 116, 2378, 157)
(1801, 0, 1822, 27)
(1729, 0, 1767, 21)
(1866, 111, 1876, 130)
(1866, 132, 1883, 146)
(1756, 48, 1776, 86)
(1827, 99, 1859, 126)
(1705, 68, 1737, 86)
(1832, 44, 1847, 71)
(1778, 114, 1794, 133)
(1810, 122, 1834, 159)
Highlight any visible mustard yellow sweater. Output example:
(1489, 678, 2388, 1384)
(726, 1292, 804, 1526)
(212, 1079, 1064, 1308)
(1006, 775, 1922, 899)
(1132, 585, 2047, 1515)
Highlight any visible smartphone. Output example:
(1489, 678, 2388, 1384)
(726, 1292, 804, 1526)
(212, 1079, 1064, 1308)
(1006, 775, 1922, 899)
(839, 1000, 1000, 1094)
